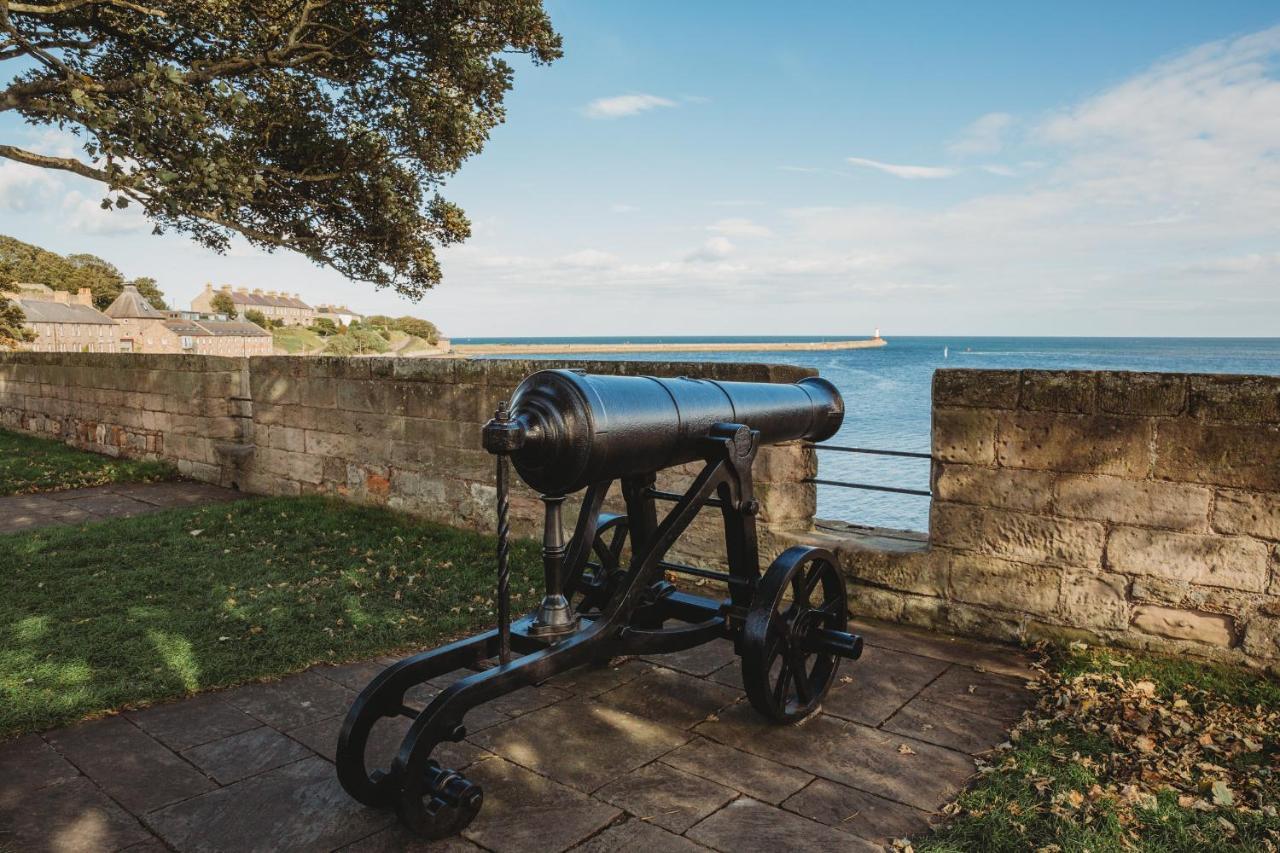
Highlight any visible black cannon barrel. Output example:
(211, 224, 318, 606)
(495, 370, 844, 495)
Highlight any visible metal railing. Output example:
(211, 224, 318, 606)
(803, 443, 933, 497)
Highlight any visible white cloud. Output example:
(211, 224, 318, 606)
(0, 162, 60, 211)
(62, 191, 151, 235)
(610, 203, 637, 214)
(846, 157, 956, 179)
(583, 94, 676, 119)
(707, 218, 772, 238)
(948, 112, 1014, 157)
(559, 248, 619, 269)
(685, 236, 735, 262)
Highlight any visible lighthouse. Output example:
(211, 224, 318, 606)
(874, 326, 881, 340)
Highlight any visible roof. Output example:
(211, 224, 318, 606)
(163, 319, 211, 336)
(317, 304, 362, 316)
(223, 290, 312, 310)
(16, 298, 115, 325)
(104, 285, 165, 319)
(196, 319, 272, 337)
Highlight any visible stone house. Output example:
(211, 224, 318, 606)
(12, 283, 119, 352)
(191, 283, 315, 326)
(315, 304, 363, 326)
(104, 286, 273, 355)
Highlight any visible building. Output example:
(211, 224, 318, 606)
(13, 283, 120, 352)
(315, 304, 363, 326)
(191, 284, 315, 326)
(105, 285, 272, 355)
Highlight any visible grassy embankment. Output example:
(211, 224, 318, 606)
(0, 429, 173, 495)
(0, 495, 540, 737)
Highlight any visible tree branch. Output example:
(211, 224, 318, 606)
(0, 143, 108, 182)
(7, 0, 165, 18)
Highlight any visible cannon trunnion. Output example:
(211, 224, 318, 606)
(336, 370, 864, 838)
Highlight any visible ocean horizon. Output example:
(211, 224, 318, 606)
(456, 336, 1280, 532)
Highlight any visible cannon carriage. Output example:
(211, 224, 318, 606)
(335, 369, 865, 837)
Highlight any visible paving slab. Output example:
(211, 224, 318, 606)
(45, 716, 216, 814)
(820, 646, 951, 727)
(461, 758, 621, 853)
(0, 733, 81, 808)
(181, 726, 312, 785)
(658, 737, 813, 805)
(596, 666, 740, 730)
(883, 696, 1014, 755)
(221, 671, 355, 731)
(126, 693, 260, 752)
(642, 638, 737, 677)
(544, 659, 651, 697)
(594, 762, 736, 833)
(338, 826, 485, 851)
(783, 778, 933, 844)
(0, 776, 155, 853)
(695, 702, 976, 813)
(286, 711, 486, 773)
(468, 699, 691, 793)
(145, 756, 390, 853)
(913, 666, 1035, 724)
(570, 818, 713, 852)
(686, 796, 879, 853)
(310, 658, 400, 694)
(856, 619, 1037, 680)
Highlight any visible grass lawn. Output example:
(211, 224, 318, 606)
(271, 325, 324, 354)
(920, 645, 1280, 852)
(0, 428, 173, 496)
(0, 496, 540, 737)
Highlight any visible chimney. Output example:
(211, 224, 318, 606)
(220, 284, 232, 292)
(235, 287, 248, 294)
(266, 290, 276, 297)
(252, 288, 263, 295)
(203, 283, 213, 292)
(52, 291, 69, 305)
(76, 287, 92, 306)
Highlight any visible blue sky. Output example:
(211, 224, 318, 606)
(2, 2, 1278, 336)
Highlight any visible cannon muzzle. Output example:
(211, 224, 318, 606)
(483, 370, 844, 495)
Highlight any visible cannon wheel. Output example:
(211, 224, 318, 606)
(741, 546, 848, 723)
(572, 514, 629, 614)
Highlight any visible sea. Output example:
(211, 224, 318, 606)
(454, 336, 1280, 532)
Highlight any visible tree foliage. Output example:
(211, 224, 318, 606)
(243, 308, 269, 329)
(391, 315, 439, 344)
(323, 326, 387, 356)
(0, 289, 35, 349)
(310, 317, 337, 336)
(0, 234, 166, 309)
(210, 291, 236, 316)
(0, 2, 562, 299)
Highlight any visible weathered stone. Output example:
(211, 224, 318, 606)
(914, 667, 1034, 724)
(695, 703, 975, 812)
(1188, 374, 1280, 424)
(932, 502, 1105, 569)
(1130, 576, 1189, 606)
(837, 545, 944, 597)
(687, 796, 878, 853)
(882, 697, 1014, 755)
(933, 369, 1021, 409)
(1131, 605, 1235, 647)
(468, 699, 690, 793)
(932, 407, 998, 464)
(1243, 614, 1280, 660)
(595, 762, 736, 833)
(1059, 570, 1131, 630)
(1105, 526, 1270, 591)
(1154, 418, 1280, 490)
(1055, 474, 1211, 532)
(782, 778, 932, 844)
(1019, 370, 1096, 413)
(933, 463, 1055, 513)
(659, 737, 813, 805)
(1213, 489, 1280, 541)
(46, 716, 216, 814)
(461, 758, 620, 853)
(820, 646, 950, 726)
(570, 819, 711, 853)
(996, 411, 1153, 477)
(181, 726, 312, 785)
(1098, 371, 1187, 416)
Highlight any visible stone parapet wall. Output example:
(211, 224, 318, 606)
(833, 369, 1280, 670)
(0, 352, 817, 563)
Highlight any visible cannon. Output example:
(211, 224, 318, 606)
(336, 370, 865, 837)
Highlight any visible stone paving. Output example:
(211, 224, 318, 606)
(0, 481, 244, 534)
(0, 619, 1036, 853)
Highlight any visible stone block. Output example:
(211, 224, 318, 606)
(1019, 370, 1096, 413)
(1130, 576, 1188, 606)
(250, 373, 299, 406)
(1154, 418, 1280, 490)
(1132, 604, 1234, 647)
(253, 447, 324, 484)
(997, 411, 1152, 477)
(836, 544, 944, 597)
(1242, 614, 1280, 660)
(1212, 489, 1280, 540)
(1188, 374, 1280, 424)
(336, 379, 409, 416)
(933, 463, 1054, 513)
(754, 442, 817, 484)
(266, 424, 306, 454)
(1059, 569, 1131, 630)
(933, 369, 1021, 409)
(1105, 526, 1270, 591)
(1098, 371, 1187, 416)
(931, 502, 1105, 568)
(755, 481, 816, 524)
(943, 548, 1062, 616)
(932, 407, 998, 464)
(1055, 474, 1211, 531)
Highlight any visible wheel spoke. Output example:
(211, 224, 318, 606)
(607, 525, 627, 561)
(773, 656, 793, 706)
(798, 564, 823, 606)
(787, 647, 813, 703)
